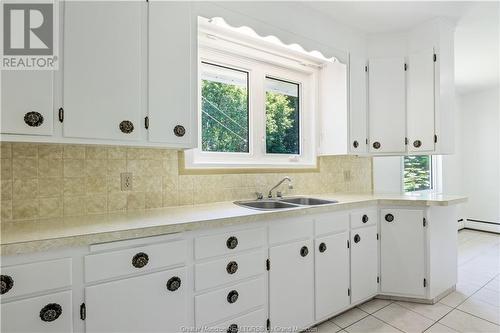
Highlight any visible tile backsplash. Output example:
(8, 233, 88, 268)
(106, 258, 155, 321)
(0, 143, 372, 222)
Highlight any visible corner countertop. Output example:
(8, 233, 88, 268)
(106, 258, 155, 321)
(1, 193, 466, 255)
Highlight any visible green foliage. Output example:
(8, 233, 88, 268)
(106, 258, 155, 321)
(404, 155, 432, 192)
(265, 92, 299, 154)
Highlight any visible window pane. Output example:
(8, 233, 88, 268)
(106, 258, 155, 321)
(404, 155, 432, 192)
(265, 77, 300, 155)
(201, 62, 249, 153)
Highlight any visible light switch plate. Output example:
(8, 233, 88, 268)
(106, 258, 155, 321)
(121, 172, 133, 191)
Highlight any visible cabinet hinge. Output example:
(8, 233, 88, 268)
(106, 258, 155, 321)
(267, 318, 270, 331)
(423, 278, 427, 287)
(348, 288, 351, 296)
(404, 63, 408, 71)
(423, 218, 427, 227)
(58, 108, 64, 123)
(377, 276, 380, 284)
(144, 116, 149, 129)
(434, 134, 438, 143)
(433, 54, 437, 62)
(266, 259, 270, 271)
(365, 65, 368, 72)
(365, 138, 369, 145)
(405, 137, 409, 145)
(377, 233, 379, 240)
(80, 303, 86, 320)
(347, 240, 350, 249)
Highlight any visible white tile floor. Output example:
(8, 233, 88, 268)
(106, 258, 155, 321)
(315, 229, 500, 333)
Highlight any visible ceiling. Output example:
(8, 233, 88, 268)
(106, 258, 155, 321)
(304, 1, 499, 94)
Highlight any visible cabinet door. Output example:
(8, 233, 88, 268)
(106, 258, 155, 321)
(1, 71, 53, 135)
(349, 56, 368, 153)
(350, 225, 378, 303)
(380, 209, 426, 297)
(85, 267, 187, 333)
(148, 1, 196, 147)
(368, 57, 406, 153)
(269, 239, 314, 331)
(407, 49, 435, 153)
(63, 1, 144, 140)
(315, 231, 350, 320)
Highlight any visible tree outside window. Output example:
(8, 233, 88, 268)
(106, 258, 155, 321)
(403, 155, 433, 192)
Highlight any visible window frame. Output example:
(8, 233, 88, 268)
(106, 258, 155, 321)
(401, 155, 442, 194)
(185, 36, 318, 170)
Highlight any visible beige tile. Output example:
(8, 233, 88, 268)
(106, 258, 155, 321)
(344, 315, 400, 333)
(316, 320, 342, 333)
(108, 192, 127, 212)
(440, 282, 482, 307)
(1, 200, 12, 221)
(145, 192, 163, 209)
(108, 147, 127, 160)
(331, 308, 369, 328)
(439, 309, 499, 333)
(396, 301, 453, 321)
(13, 179, 38, 199)
(1, 143, 12, 159)
(178, 189, 193, 206)
(85, 146, 107, 160)
(1, 180, 13, 201)
(163, 159, 178, 176)
(38, 178, 63, 197)
(107, 159, 126, 177)
(107, 177, 122, 193)
(12, 158, 37, 179)
(424, 323, 459, 333)
(358, 299, 392, 314)
(162, 192, 178, 207)
(126, 148, 147, 160)
(372, 303, 434, 333)
(38, 144, 62, 159)
(39, 197, 63, 218)
(1, 159, 12, 180)
(471, 287, 500, 307)
(85, 159, 108, 177)
(12, 200, 38, 220)
(134, 176, 161, 193)
(162, 176, 178, 192)
(38, 159, 63, 178)
(63, 196, 86, 216)
(457, 298, 500, 325)
(64, 178, 86, 196)
(63, 145, 85, 159)
(86, 177, 107, 194)
(12, 143, 37, 158)
(86, 195, 107, 214)
(64, 159, 85, 178)
(127, 192, 145, 210)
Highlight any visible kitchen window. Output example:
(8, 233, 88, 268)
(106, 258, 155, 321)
(403, 155, 441, 193)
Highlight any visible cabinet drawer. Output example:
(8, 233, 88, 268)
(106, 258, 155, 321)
(195, 227, 265, 260)
(85, 239, 186, 282)
(1, 291, 72, 332)
(195, 249, 266, 291)
(269, 217, 313, 245)
(195, 276, 266, 326)
(206, 308, 266, 333)
(350, 208, 377, 229)
(1, 258, 72, 299)
(315, 212, 349, 236)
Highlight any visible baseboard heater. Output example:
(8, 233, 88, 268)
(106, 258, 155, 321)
(464, 219, 500, 234)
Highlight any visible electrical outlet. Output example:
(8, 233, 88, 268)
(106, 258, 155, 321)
(343, 170, 351, 181)
(121, 172, 133, 191)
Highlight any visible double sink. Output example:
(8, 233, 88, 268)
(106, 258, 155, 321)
(234, 197, 338, 211)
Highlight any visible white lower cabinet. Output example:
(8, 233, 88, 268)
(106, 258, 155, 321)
(315, 231, 350, 320)
(269, 239, 314, 331)
(207, 308, 267, 333)
(350, 225, 378, 304)
(85, 267, 187, 333)
(380, 208, 426, 297)
(1, 291, 73, 333)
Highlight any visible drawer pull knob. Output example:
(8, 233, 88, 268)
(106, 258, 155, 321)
(227, 290, 239, 304)
(226, 261, 238, 275)
(24, 111, 44, 127)
(362, 214, 369, 223)
(385, 214, 394, 222)
(354, 234, 361, 243)
(227, 324, 238, 333)
(132, 252, 149, 268)
(413, 140, 422, 148)
(353, 140, 359, 148)
(319, 242, 327, 253)
(300, 246, 309, 257)
(0, 275, 14, 295)
(173, 125, 186, 137)
(119, 120, 134, 134)
(40, 303, 62, 322)
(226, 236, 238, 250)
(373, 141, 381, 149)
(166, 276, 181, 292)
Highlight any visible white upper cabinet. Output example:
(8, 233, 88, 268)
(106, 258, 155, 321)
(348, 56, 368, 154)
(1, 71, 54, 136)
(62, 1, 144, 141)
(368, 57, 406, 154)
(407, 49, 436, 153)
(148, 1, 197, 147)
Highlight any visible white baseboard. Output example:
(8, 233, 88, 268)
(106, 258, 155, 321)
(464, 220, 500, 233)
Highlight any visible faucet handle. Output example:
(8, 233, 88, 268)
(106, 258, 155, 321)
(276, 191, 283, 198)
(255, 192, 263, 200)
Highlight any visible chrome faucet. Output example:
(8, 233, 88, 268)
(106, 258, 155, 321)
(268, 177, 293, 198)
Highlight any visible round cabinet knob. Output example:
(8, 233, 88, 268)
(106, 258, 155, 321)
(226, 261, 238, 275)
(373, 141, 381, 149)
(385, 214, 395, 222)
(319, 242, 327, 253)
(166, 276, 181, 291)
(413, 140, 422, 148)
(300, 246, 309, 257)
(227, 324, 238, 333)
(227, 290, 239, 304)
(0, 275, 14, 295)
(362, 214, 369, 223)
(39, 303, 62, 322)
(119, 120, 134, 134)
(353, 140, 359, 148)
(354, 234, 361, 243)
(226, 236, 238, 250)
(173, 125, 186, 137)
(24, 111, 44, 127)
(132, 252, 149, 268)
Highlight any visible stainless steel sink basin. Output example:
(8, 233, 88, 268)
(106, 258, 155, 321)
(280, 197, 338, 206)
(234, 200, 298, 210)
